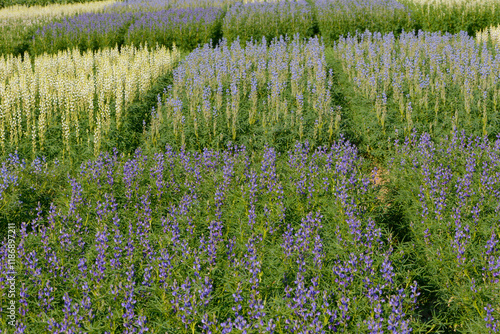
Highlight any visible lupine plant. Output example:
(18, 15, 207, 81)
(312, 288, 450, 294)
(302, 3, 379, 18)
(386, 131, 500, 332)
(0, 139, 420, 332)
(314, 0, 412, 44)
(0, 0, 115, 20)
(1, 0, 500, 331)
(0, 152, 26, 215)
(0, 153, 67, 243)
(31, 11, 137, 54)
(125, 7, 224, 51)
(153, 36, 341, 151)
(400, 0, 500, 36)
(332, 30, 500, 154)
(477, 25, 500, 46)
(0, 0, 107, 9)
(109, 0, 237, 10)
(0, 0, 116, 55)
(222, 1, 314, 46)
(30, 5, 225, 55)
(0, 44, 180, 159)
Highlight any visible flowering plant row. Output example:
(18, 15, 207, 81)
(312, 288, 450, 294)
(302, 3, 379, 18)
(386, 131, 500, 332)
(0, 44, 180, 159)
(1, 140, 419, 332)
(31, 5, 225, 54)
(222, 0, 315, 46)
(153, 36, 340, 151)
(0, 0, 116, 56)
(0, 0, 104, 9)
(3, 0, 500, 58)
(332, 30, 500, 155)
(314, 0, 413, 43)
(399, 0, 500, 37)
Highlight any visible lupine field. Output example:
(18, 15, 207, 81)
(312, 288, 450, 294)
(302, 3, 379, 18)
(0, 0, 499, 333)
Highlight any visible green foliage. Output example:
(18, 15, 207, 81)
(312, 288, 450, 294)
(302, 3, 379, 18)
(324, 46, 381, 158)
(0, 24, 38, 56)
(222, 1, 315, 47)
(150, 37, 342, 154)
(330, 31, 500, 159)
(124, 7, 224, 52)
(0, 0, 106, 9)
(115, 70, 178, 155)
(0, 156, 68, 241)
(385, 131, 500, 332)
(314, 0, 414, 45)
(400, 0, 500, 37)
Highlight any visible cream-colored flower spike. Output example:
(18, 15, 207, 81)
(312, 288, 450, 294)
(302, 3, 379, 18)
(0, 44, 180, 156)
(0, 0, 116, 24)
(476, 25, 500, 46)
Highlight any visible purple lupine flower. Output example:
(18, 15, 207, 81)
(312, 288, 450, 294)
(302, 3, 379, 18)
(122, 265, 137, 332)
(19, 283, 28, 317)
(485, 305, 499, 333)
(136, 315, 149, 334)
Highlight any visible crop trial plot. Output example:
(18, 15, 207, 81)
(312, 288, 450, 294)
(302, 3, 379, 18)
(0, 0, 499, 332)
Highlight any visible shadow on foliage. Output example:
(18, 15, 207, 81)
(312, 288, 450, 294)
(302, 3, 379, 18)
(373, 185, 457, 334)
(0, 166, 65, 239)
(107, 70, 176, 155)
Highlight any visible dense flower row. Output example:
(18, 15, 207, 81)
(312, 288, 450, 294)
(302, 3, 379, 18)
(0, 0, 115, 20)
(314, 0, 412, 43)
(387, 131, 500, 331)
(31, 5, 223, 54)
(0, 44, 180, 157)
(222, 0, 314, 46)
(0, 0, 105, 9)
(333, 31, 500, 143)
(154, 36, 339, 150)
(0, 139, 418, 332)
(0, 0, 116, 55)
(32, 11, 136, 54)
(399, 0, 500, 36)
(125, 7, 224, 50)
(109, 0, 235, 10)
(3, 0, 500, 58)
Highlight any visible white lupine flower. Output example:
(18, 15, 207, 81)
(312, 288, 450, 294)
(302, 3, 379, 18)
(0, 0, 116, 23)
(476, 25, 500, 46)
(0, 44, 180, 155)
